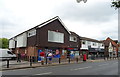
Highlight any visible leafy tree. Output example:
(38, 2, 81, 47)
(111, 0, 120, 9)
(0, 38, 9, 49)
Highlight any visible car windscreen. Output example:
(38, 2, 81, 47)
(7, 51, 13, 55)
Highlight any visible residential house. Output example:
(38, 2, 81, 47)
(103, 37, 118, 58)
(80, 37, 104, 58)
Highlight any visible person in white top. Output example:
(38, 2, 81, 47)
(47, 51, 53, 64)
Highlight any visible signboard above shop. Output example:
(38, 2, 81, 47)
(68, 48, 78, 51)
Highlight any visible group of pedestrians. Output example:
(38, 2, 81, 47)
(16, 51, 53, 65)
(16, 50, 92, 64)
(39, 51, 53, 64)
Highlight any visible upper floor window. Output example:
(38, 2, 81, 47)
(28, 29, 36, 37)
(48, 30, 64, 43)
(70, 35, 77, 42)
(93, 42, 97, 46)
(87, 41, 91, 45)
(82, 40, 86, 45)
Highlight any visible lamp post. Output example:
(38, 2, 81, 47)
(76, 0, 87, 3)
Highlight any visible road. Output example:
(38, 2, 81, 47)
(2, 60, 118, 75)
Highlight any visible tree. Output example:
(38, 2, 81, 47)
(0, 38, 9, 49)
(111, 0, 120, 9)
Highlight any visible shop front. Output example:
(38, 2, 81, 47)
(37, 47, 69, 62)
(98, 49, 105, 57)
(80, 49, 89, 59)
(67, 48, 80, 60)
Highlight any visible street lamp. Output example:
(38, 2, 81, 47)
(76, 0, 87, 3)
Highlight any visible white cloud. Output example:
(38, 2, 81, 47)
(0, 0, 118, 40)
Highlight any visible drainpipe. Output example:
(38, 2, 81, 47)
(35, 29, 37, 61)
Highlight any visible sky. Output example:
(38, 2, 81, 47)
(0, 0, 118, 40)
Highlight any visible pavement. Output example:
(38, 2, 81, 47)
(1, 57, 114, 71)
(2, 59, 118, 75)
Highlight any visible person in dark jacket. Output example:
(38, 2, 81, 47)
(17, 52, 21, 62)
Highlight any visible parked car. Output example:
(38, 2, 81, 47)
(0, 49, 16, 61)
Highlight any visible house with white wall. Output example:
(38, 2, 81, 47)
(104, 37, 118, 59)
(80, 37, 104, 58)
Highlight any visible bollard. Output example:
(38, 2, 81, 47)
(41, 61, 44, 65)
(7, 59, 9, 68)
(76, 58, 78, 63)
(30, 56, 32, 66)
(68, 57, 70, 63)
(46, 57, 47, 65)
(59, 58, 61, 64)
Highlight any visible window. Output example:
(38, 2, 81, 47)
(70, 35, 77, 42)
(28, 29, 36, 37)
(7, 51, 13, 55)
(93, 42, 97, 46)
(48, 30, 64, 43)
(82, 40, 86, 44)
(16, 33, 27, 47)
(87, 41, 91, 45)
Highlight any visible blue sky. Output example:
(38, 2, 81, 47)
(0, 0, 118, 40)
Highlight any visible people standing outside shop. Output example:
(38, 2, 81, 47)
(17, 52, 21, 62)
(83, 54, 87, 61)
(75, 51, 79, 63)
(70, 51, 75, 61)
(91, 53, 95, 60)
(80, 54, 82, 60)
(47, 51, 53, 64)
(67, 51, 70, 60)
(40, 51, 45, 65)
(96, 52, 99, 58)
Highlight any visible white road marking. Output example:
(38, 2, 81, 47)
(71, 66, 92, 71)
(11, 67, 46, 71)
(112, 62, 118, 64)
(98, 63, 109, 66)
(34, 72, 52, 75)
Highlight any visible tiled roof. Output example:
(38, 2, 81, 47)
(104, 37, 118, 47)
(80, 36, 101, 43)
(10, 16, 71, 39)
(70, 31, 79, 37)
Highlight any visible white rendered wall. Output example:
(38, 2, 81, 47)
(9, 39, 15, 48)
(16, 33, 27, 47)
